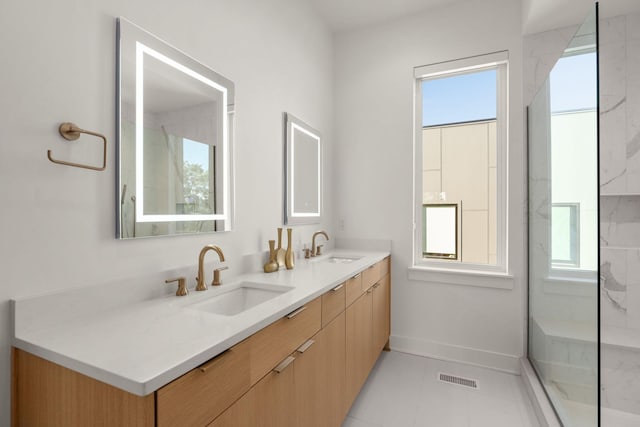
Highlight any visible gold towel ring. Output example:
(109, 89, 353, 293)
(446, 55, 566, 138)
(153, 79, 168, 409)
(47, 122, 107, 171)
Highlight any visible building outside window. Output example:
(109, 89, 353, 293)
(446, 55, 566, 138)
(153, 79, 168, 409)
(414, 52, 508, 273)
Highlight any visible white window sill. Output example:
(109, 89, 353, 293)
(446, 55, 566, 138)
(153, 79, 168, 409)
(407, 266, 514, 289)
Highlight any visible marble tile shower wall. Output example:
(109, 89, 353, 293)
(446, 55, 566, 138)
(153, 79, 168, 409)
(599, 12, 640, 417)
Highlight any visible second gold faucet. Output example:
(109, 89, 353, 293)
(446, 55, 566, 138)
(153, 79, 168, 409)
(196, 245, 226, 291)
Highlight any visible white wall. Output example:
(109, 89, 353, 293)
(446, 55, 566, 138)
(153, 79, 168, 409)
(0, 0, 333, 423)
(333, 0, 525, 372)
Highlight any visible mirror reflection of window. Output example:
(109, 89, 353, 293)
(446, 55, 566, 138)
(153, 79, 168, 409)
(551, 203, 579, 267)
(423, 204, 458, 260)
(181, 138, 213, 215)
(292, 125, 320, 215)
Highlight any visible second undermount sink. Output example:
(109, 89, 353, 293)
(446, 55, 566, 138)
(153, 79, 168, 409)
(327, 256, 362, 264)
(315, 255, 363, 264)
(190, 283, 292, 316)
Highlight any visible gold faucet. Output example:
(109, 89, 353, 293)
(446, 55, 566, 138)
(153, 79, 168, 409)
(311, 231, 329, 257)
(196, 245, 225, 291)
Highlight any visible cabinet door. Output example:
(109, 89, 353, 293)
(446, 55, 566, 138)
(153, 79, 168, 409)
(322, 312, 347, 427)
(294, 333, 323, 427)
(157, 348, 250, 427)
(345, 291, 373, 409)
(372, 274, 391, 355)
(294, 311, 346, 427)
(209, 356, 296, 427)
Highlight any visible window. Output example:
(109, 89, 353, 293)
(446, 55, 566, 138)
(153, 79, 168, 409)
(551, 203, 579, 267)
(548, 48, 598, 274)
(414, 52, 508, 273)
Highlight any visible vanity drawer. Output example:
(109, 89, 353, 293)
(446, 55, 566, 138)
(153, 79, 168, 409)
(322, 282, 346, 327)
(362, 261, 382, 291)
(380, 256, 390, 277)
(233, 296, 321, 385)
(157, 347, 250, 427)
(345, 273, 363, 307)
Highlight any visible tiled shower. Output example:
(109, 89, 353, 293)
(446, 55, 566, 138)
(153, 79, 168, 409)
(599, 11, 640, 419)
(527, 7, 640, 426)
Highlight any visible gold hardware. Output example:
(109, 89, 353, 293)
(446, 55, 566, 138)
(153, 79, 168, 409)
(286, 305, 307, 319)
(273, 356, 295, 373)
(47, 122, 107, 171)
(264, 240, 279, 273)
(285, 228, 295, 270)
(196, 245, 225, 291)
(352, 273, 361, 279)
(311, 231, 329, 257)
(331, 283, 344, 292)
(296, 339, 315, 353)
(212, 266, 229, 286)
(304, 248, 311, 259)
(165, 277, 188, 296)
(199, 350, 230, 373)
(316, 245, 323, 256)
(276, 228, 286, 267)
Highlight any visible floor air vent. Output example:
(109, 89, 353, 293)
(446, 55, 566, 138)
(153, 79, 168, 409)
(438, 373, 478, 389)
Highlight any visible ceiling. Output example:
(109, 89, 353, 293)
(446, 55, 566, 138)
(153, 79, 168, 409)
(308, 0, 640, 34)
(308, 0, 459, 32)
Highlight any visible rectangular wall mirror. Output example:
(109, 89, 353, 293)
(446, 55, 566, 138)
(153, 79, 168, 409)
(116, 18, 235, 238)
(284, 113, 322, 225)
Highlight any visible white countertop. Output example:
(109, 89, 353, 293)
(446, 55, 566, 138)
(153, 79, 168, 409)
(12, 249, 389, 396)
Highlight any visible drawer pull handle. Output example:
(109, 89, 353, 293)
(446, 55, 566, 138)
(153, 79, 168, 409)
(366, 287, 374, 294)
(273, 356, 295, 373)
(296, 339, 315, 353)
(199, 349, 230, 373)
(352, 273, 361, 279)
(331, 283, 344, 292)
(373, 282, 381, 289)
(286, 306, 307, 319)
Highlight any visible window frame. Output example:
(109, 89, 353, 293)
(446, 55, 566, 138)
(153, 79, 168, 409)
(413, 51, 509, 275)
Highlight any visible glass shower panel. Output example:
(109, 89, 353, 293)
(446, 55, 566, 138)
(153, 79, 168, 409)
(528, 7, 599, 427)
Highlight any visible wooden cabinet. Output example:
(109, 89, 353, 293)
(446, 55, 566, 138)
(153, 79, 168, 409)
(211, 311, 347, 427)
(372, 273, 391, 354)
(232, 297, 321, 386)
(345, 257, 391, 411)
(345, 273, 363, 307)
(209, 354, 296, 427)
(12, 348, 154, 427)
(345, 288, 374, 406)
(156, 348, 250, 427)
(295, 311, 346, 427)
(13, 257, 390, 427)
(321, 282, 346, 327)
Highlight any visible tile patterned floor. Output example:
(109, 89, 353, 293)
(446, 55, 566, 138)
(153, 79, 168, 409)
(342, 351, 540, 427)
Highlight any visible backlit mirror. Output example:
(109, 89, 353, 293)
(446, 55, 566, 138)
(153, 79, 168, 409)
(116, 18, 234, 238)
(284, 113, 322, 225)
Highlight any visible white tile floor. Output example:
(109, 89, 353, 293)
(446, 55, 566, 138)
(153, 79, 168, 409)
(342, 351, 540, 427)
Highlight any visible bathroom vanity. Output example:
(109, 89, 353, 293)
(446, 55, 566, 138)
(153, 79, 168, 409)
(11, 252, 390, 426)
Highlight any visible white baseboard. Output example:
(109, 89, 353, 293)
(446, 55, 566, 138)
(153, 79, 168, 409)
(389, 335, 521, 374)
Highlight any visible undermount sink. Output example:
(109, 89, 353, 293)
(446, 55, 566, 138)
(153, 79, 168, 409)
(317, 255, 363, 264)
(190, 283, 292, 316)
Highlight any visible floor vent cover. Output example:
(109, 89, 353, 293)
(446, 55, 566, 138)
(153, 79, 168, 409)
(438, 373, 478, 389)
